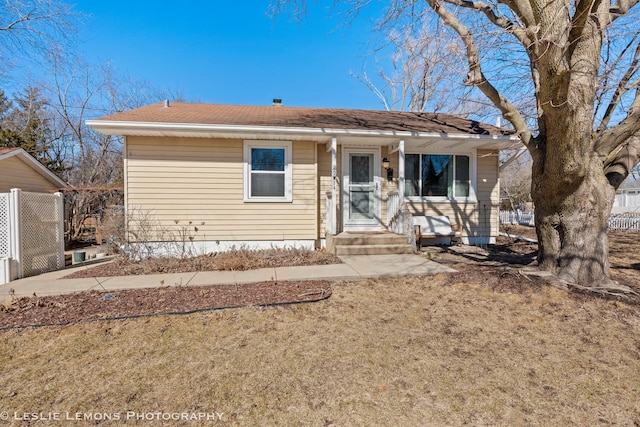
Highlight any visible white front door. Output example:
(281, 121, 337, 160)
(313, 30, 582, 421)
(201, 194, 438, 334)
(342, 148, 381, 232)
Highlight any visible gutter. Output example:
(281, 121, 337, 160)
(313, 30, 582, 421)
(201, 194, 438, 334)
(86, 120, 520, 142)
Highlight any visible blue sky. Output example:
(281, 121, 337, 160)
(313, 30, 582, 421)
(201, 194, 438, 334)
(72, 1, 385, 109)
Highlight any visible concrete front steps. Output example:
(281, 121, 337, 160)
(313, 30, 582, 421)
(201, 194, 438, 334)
(327, 232, 415, 256)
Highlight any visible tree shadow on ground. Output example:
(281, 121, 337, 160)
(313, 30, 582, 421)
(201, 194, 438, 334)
(437, 241, 538, 268)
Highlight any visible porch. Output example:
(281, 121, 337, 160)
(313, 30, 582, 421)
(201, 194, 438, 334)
(321, 135, 506, 248)
(324, 186, 415, 255)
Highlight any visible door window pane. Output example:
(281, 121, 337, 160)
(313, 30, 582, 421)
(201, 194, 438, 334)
(350, 154, 373, 183)
(349, 153, 374, 220)
(350, 186, 374, 219)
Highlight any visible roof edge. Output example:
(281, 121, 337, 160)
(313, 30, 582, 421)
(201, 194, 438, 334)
(86, 120, 519, 142)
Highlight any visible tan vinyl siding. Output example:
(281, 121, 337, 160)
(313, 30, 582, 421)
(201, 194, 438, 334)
(317, 145, 344, 236)
(0, 156, 59, 193)
(404, 149, 500, 240)
(477, 149, 500, 238)
(317, 145, 332, 238)
(126, 136, 317, 242)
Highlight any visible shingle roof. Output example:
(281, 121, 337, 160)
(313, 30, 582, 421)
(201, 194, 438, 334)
(96, 102, 510, 136)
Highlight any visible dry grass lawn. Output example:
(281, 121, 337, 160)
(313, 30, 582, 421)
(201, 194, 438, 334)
(1, 273, 639, 425)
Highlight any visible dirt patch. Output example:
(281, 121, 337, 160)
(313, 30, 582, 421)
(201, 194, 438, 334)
(432, 226, 640, 298)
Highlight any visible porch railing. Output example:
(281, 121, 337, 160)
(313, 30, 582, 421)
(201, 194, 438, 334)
(387, 191, 403, 234)
(387, 191, 415, 248)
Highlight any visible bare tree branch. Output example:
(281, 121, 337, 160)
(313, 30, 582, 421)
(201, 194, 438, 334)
(596, 39, 640, 134)
(603, 135, 640, 189)
(497, 0, 536, 29)
(610, 0, 640, 20)
(352, 21, 484, 113)
(426, 0, 533, 147)
(0, 0, 79, 55)
(351, 69, 392, 110)
(596, 88, 640, 157)
(440, 0, 534, 48)
(568, 0, 603, 55)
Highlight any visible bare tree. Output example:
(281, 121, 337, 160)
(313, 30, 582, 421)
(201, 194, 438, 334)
(44, 54, 160, 186)
(0, 0, 79, 71)
(500, 150, 533, 210)
(352, 19, 482, 113)
(422, 0, 640, 292)
(41, 54, 167, 240)
(273, 0, 640, 292)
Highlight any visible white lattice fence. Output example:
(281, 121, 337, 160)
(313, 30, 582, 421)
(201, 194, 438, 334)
(19, 192, 64, 277)
(0, 193, 9, 258)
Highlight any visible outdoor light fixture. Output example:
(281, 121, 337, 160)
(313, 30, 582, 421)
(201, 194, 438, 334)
(382, 157, 393, 181)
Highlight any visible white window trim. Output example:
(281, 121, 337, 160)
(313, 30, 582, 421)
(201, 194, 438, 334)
(243, 140, 293, 203)
(404, 150, 477, 203)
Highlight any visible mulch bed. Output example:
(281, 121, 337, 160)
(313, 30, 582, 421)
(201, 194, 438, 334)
(0, 280, 331, 330)
(62, 250, 343, 278)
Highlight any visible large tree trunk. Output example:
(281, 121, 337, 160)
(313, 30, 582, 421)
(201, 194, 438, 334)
(531, 152, 618, 287)
(525, 0, 619, 289)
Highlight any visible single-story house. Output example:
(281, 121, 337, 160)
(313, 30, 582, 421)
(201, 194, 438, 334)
(0, 147, 67, 193)
(87, 101, 519, 254)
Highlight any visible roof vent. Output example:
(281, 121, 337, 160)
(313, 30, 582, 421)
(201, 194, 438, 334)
(163, 99, 170, 108)
(272, 99, 282, 107)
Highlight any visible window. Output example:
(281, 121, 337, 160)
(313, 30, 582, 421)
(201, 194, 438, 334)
(244, 141, 292, 202)
(405, 154, 473, 199)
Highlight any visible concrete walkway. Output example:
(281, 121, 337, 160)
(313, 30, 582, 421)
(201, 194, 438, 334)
(0, 254, 455, 302)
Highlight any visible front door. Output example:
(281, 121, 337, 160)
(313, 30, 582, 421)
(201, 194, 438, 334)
(343, 148, 381, 232)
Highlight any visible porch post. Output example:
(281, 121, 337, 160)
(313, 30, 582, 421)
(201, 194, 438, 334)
(398, 139, 405, 204)
(331, 136, 337, 234)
